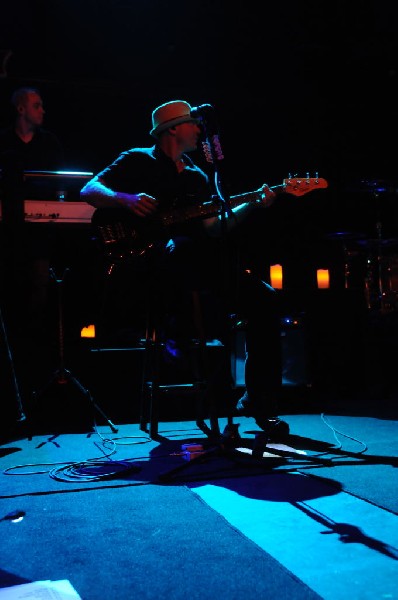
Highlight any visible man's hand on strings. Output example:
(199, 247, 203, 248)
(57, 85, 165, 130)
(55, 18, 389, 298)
(122, 192, 158, 217)
(80, 176, 159, 217)
(258, 183, 276, 208)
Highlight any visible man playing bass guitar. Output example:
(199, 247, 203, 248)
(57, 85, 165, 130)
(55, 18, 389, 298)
(81, 99, 325, 438)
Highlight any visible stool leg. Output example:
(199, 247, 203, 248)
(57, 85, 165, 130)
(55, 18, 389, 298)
(191, 339, 221, 439)
(139, 309, 157, 435)
(139, 356, 160, 438)
(139, 379, 150, 433)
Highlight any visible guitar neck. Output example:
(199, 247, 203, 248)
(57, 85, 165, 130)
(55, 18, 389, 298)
(228, 183, 286, 208)
(160, 184, 285, 227)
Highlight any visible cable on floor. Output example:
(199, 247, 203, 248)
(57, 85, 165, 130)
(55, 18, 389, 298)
(320, 412, 368, 454)
(49, 459, 141, 482)
(2, 424, 153, 482)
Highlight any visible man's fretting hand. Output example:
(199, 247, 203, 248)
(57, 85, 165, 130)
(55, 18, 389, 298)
(258, 183, 276, 208)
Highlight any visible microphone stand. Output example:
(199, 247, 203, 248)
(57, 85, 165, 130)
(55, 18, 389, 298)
(0, 302, 26, 425)
(196, 105, 233, 216)
(0, 178, 27, 432)
(195, 106, 239, 430)
(156, 106, 264, 483)
(32, 268, 118, 433)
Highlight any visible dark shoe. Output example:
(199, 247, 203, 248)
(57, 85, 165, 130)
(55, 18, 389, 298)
(253, 416, 290, 441)
(236, 392, 290, 441)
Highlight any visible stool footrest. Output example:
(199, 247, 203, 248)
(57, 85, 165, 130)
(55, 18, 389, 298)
(147, 382, 205, 393)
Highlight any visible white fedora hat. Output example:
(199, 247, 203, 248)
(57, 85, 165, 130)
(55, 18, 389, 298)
(150, 100, 200, 137)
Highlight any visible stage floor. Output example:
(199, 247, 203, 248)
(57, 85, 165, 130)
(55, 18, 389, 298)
(1, 405, 398, 599)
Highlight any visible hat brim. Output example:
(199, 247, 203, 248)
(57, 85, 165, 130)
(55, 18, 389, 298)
(150, 115, 200, 138)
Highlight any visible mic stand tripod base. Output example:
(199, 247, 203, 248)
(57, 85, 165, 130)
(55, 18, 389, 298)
(32, 366, 118, 434)
(31, 266, 118, 435)
(157, 424, 242, 483)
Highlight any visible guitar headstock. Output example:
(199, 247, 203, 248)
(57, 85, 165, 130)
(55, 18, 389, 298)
(282, 176, 328, 197)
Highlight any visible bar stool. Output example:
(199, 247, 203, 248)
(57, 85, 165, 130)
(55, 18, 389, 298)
(90, 218, 234, 440)
(138, 288, 232, 439)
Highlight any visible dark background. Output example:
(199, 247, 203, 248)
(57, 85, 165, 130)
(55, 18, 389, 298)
(1, 1, 398, 185)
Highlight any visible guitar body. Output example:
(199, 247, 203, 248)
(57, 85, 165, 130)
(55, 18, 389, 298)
(91, 206, 161, 260)
(91, 177, 328, 260)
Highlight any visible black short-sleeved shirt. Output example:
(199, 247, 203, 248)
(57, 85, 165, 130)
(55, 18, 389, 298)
(0, 126, 64, 173)
(97, 145, 214, 241)
(93, 144, 228, 294)
(0, 126, 65, 213)
(0, 127, 65, 255)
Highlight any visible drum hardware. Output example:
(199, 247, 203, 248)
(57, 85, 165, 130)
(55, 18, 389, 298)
(326, 229, 398, 311)
(364, 253, 398, 314)
(356, 238, 398, 249)
(360, 221, 398, 313)
(329, 179, 398, 310)
(326, 231, 367, 241)
(326, 231, 367, 290)
(356, 181, 398, 312)
(345, 179, 398, 195)
(358, 236, 398, 310)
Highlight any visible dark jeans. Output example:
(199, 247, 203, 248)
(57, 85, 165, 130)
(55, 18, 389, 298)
(158, 237, 283, 416)
(236, 270, 282, 416)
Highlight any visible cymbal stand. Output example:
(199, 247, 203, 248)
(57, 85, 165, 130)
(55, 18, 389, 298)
(375, 219, 385, 311)
(373, 192, 391, 313)
(342, 241, 351, 290)
(32, 268, 118, 433)
(363, 192, 386, 312)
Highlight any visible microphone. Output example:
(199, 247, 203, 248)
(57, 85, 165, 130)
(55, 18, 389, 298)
(191, 104, 216, 133)
(192, 104, 224, 163)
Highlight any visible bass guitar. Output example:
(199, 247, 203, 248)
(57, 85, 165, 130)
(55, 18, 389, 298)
(92, 176, 328, 260)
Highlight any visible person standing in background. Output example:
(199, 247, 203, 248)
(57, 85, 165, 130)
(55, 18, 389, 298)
(0, 86, 64, 172)
(0, 87, 65, 337)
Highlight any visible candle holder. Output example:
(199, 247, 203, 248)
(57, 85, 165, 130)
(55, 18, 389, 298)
(317, 269, 330, 289)
(270, 264, 283, 289)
